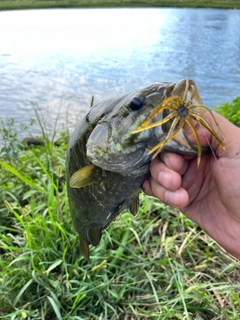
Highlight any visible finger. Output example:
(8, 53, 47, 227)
(150, 177, 189, 208)
(160, 153, 189, 176)
(143, 155, 184, 196)
(142, 179, 154, 196)
(212, 112, 240, 158)
(150, 158, 182, 191)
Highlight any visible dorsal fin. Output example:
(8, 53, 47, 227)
(69, 165, 97, 188)
(129, 196, 140, 217)
(88, 228, 103, 246)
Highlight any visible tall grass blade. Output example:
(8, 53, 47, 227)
(0, 160, 47, 194)
(47, 296, 62, 320)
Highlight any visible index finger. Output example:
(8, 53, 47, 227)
(159, 152, 189, 176)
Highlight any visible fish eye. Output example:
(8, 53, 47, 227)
(130, 97, 144, 111)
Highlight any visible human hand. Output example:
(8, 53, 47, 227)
(143, 113, 240, 259)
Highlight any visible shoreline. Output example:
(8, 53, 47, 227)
(0, 0, 240, 11)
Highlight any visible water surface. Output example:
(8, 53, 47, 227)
(0, 8, 239, 135)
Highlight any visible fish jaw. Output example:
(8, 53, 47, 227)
(156, 129, 211, 157)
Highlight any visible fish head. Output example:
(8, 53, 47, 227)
(86, 79, 207, 174)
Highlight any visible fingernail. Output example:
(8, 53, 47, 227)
(160, 153, 168, 165)
(161, 153, 173, 169)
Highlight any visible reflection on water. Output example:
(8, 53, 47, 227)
(0, 8, 240, 136)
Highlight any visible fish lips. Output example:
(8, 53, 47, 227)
(153, 125, 211, 157)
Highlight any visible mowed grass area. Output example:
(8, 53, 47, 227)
(0, 0, 240, 10)
(0, 101, 240, 319)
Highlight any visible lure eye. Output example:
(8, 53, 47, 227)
(130, 97, 144, 111)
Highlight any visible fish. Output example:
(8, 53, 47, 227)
(66, 78, 225, 260)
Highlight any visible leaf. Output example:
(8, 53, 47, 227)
(13, 279, 33, 306)
(0, 160, 47, 194)
(45, 259, 62, 275)
(47, 296, 62, 320)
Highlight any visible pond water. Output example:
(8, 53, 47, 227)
(0, 8, 240, 136)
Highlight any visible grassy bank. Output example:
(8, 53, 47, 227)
(0, 99, 240, 319)
(0, 0, 240, 11)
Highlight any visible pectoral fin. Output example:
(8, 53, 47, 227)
(70, 165, 97, 188)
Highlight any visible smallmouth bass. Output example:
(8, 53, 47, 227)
(66, 79, 224, 260)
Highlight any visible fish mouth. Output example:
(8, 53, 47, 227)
(162, 128, 211, 156)
(133, 78, 225, 166)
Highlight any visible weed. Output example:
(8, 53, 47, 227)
(0, 118, 34, 163)
(0, 100, 240, 319)
(215, 97, 240, 127)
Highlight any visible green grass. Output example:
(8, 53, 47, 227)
(1, 100, 240, 319)
(215, 97, 240, 128)
(0, 0, 240, 10)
